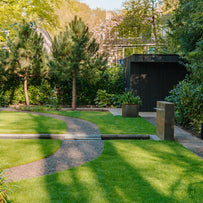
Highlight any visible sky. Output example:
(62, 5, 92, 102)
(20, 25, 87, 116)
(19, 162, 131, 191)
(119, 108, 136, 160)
(78, 0, 126, 11)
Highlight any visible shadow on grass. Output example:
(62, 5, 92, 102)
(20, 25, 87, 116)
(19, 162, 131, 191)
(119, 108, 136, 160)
(40, 140, 203, 202)
(134, 140, 203, 200)
(7, 112, 203, 202)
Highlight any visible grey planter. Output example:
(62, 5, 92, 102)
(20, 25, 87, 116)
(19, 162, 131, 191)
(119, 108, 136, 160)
(122, 104, 139, 117)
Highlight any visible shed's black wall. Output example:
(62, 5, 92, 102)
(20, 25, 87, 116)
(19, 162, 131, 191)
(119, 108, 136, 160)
(124, 54, 187, 111)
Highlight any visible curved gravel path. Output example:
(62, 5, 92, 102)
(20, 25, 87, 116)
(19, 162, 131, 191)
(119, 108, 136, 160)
(3, 111, 104, 181)
(5, 140, 104, 181)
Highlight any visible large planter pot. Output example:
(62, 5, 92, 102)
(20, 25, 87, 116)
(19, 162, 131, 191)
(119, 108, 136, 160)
(122, 104, 139, 117)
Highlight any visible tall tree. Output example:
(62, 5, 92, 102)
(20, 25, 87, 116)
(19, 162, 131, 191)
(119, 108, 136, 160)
(49, 16, 107, 110)
(5, 20, 47, 105)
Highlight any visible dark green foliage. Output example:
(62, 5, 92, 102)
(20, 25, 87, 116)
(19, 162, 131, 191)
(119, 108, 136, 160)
(166, 78, 203, 132)
(94, 89, 142, 108)
(97, 65, 124, 94)
(165, 0, 203, 132)
(51, 65, 123, 105)
(121, 91, 142, 105)
(3, 81, 54, 105)
(0, 50, 8, 89)
(94, 90, 119, 108)
(0, 94, 9, 107)
(172, 0, 202, 53)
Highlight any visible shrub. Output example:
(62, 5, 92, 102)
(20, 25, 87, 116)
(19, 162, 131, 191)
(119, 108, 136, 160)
(94, 90, 117, 108)
(120, 91, 142, 105)
(166, 78, 203, 132)
(3, 80, 54, 105)
(94, 90, 143, 108)
(0, 94, 9, 107)
(52, 65, 124, 106)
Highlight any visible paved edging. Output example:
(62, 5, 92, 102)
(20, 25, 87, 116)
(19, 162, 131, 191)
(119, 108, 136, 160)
(102, 134, 150, 140)
(0, 134, 159, 140)
(0, 134, 65, 140)
(0, 134, 102, 140)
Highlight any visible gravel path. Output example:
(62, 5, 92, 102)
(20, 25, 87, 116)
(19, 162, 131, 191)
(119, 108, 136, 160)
(3, 111, 103, 181)
(5, 140, 104, 181)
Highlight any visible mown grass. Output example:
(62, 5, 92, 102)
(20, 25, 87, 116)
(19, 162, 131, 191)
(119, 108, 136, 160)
(41, 111, 156, 134)
(0, 139, 62, 169)
(9, 140, 203, 202)
(0, 112, 67, 134)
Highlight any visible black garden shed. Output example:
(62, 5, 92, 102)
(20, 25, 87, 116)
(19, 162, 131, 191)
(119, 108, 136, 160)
(123, 54, 187, 112)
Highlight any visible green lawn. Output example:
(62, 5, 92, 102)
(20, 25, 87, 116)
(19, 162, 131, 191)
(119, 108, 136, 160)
(0, 139, 62, 169)
(8, 140, 203, 202)
(42, 111, 156, 134)
(0, 112, 67, 134)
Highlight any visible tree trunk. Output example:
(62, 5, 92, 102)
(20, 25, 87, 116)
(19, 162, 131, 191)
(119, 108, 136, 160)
(24, 72, 30, 106)
(72, 74, 76, 110)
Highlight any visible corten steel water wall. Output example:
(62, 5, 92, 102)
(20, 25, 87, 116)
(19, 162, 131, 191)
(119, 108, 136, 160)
(156, 101, 175, 141)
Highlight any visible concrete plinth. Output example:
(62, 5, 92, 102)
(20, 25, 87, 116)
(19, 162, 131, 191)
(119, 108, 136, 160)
(156, 101, 175, 141)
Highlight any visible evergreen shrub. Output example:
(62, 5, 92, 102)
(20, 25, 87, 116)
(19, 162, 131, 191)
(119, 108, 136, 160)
(166, 78, 203, 132)
(94, 90, 119, 107)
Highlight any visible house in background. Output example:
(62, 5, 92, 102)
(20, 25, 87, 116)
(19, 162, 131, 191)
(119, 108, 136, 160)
(0, 22, 52, 55)
(36, 27, 52, 55)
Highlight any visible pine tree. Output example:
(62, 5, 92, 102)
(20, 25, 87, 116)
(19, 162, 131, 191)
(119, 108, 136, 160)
(5, 20, 47, 106)
(49, 16, 107, 110)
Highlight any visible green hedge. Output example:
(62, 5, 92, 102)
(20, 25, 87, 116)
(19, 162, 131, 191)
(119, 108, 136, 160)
(51, 65, 124, 105)
(0, 65, 124, 106)
(1, 79, 55, 106)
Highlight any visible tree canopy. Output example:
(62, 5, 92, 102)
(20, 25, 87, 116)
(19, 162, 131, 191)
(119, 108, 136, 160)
(0, 0, 74, 41)
(167, 0, 203, 81)
(118, 0, 164, 49)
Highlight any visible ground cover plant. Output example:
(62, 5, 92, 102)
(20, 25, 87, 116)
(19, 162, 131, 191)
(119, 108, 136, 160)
(37, 111, 156, 134)
(8, 140, 203, 202)
(0, 139, 62, 169)
(0, 112, 67, 134)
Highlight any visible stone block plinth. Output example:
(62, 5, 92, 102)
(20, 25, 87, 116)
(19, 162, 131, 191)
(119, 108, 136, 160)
(156, 101, 175, 141)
